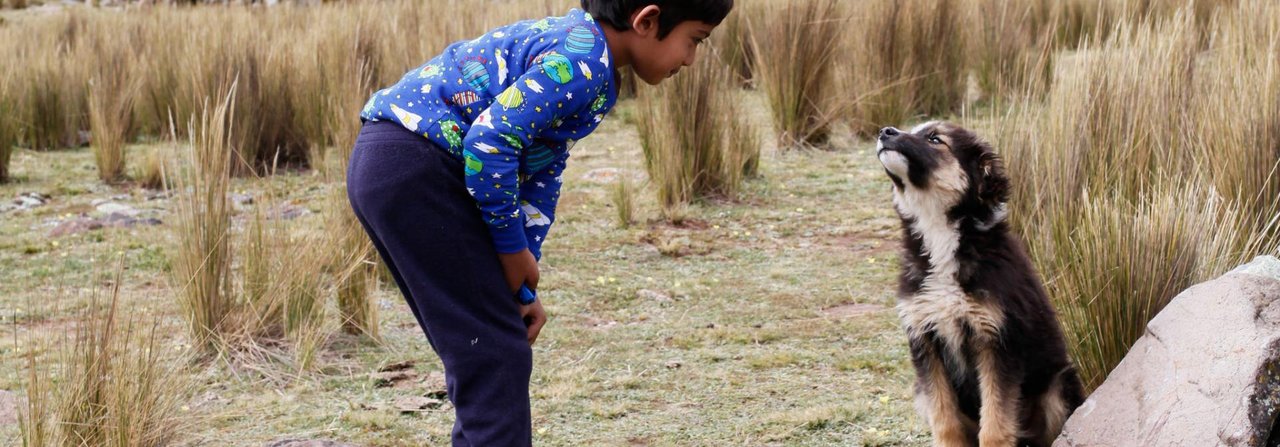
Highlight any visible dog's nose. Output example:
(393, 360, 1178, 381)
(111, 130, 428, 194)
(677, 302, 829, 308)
(879, 127, 900, 141)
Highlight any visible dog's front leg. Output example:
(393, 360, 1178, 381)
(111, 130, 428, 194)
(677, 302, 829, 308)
(910, 335, 971, 447)
(975, 342, 1019, 447)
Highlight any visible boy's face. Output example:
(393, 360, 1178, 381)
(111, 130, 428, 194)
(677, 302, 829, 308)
(629, 9, 716, 85)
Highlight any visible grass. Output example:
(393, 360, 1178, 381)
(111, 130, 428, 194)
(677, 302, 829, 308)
(991, 2, 1280, 390)
(20, 264, 195, 447)
(750, 0, 844, 148)
(637, 55, 760, 220)
(0, 91, 922, 445)
(171, 88, 237, 356)
(0, 76, 16, 183)
(87, 35, 137, 183)
(2, 0, 1280, 444)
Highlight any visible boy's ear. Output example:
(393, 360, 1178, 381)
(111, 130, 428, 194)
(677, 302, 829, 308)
(630, 5, 661, 38)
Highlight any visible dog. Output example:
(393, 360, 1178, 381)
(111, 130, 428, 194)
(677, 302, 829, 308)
(876, 122, 1084, 446)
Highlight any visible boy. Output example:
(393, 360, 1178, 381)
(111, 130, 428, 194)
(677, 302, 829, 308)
(346, 1, 733, 445)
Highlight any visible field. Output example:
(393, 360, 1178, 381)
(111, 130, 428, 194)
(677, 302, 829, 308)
(1, 0, 1278, 446)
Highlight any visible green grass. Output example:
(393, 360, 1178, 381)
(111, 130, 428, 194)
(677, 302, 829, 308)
(0, 94, 928, 446)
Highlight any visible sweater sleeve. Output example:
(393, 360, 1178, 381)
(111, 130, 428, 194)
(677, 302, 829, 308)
(461, 49, 605, 254)
(518, 152, 567, 260)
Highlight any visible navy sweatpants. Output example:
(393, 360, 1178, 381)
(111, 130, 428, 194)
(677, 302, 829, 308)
(346, 121, 533, 446)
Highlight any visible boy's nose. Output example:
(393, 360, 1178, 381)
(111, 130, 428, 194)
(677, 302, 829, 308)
(879, 127, 900, 141)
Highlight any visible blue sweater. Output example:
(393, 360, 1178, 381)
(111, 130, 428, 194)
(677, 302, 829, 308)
(361, 9, 618, 259)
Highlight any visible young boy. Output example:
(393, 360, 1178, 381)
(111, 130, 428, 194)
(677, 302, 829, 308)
(346, 1, 733, 444)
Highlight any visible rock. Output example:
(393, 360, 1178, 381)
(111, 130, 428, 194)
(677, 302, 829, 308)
(0, 390, 19, 426)
(265, 439, 358, 447)
(1055, 256, 1280, 447)
(48, 214, 162, 237)
(580, 167, 622, 184)
(276, 204, 311, 220)
(49, 219, 104, 237)
(16, 192, 48, 208)
(371, 369, 417, 389)
(637, 289, 672, 302)
(95, 202, 139, 216)
(393, 395, 445, 413)
(231, 193, 255, 208)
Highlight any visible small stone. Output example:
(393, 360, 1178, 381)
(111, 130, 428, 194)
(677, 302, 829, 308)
(636, 289, 671, 302)
(580, 167, 622, 184)
(265, 439, 359, 447)
(393, 395, 445, 413)
(95, 202, 139, 216)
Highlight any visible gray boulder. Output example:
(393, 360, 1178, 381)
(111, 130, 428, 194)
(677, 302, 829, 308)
(1055, 256, 1280, 447)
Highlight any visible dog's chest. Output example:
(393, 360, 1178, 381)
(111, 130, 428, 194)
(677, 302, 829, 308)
(895, 195, 1004, 360)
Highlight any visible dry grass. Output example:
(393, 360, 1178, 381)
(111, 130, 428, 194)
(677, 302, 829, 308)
(21, 265, 194, 447)
(751, 0, 844, 148)
(638, 56, 760, 220)
(993, 3, 1280, 390)
(87, 34, 137, 183)
(844, 0, 968, 136)
(2, 0, 1279, 443)
(171, 87, 237, 355)
(0, 76, 16, 183)
(611, 174, 636, 229)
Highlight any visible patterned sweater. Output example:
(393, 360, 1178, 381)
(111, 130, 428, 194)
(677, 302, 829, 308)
(361, 9, 617, 259)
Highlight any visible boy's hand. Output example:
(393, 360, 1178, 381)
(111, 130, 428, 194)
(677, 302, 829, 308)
(520, 300, 547, 346)
(498, 249, 539, 294)
(498, 249, 545, 345)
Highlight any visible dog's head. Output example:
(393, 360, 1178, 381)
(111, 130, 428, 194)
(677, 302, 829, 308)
(876, 121, 1009, 226)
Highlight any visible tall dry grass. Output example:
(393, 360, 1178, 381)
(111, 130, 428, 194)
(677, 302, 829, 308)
(844, 0, 968, 136)
(171, 87, 237, 356)
(638, 56, 760, 220)
(994, 3, 1280, 390)
(21, 266, 194, 447)
(750, 0, 844, 148)
(87, 35, 138, 183)
(0, 76, 17, 183)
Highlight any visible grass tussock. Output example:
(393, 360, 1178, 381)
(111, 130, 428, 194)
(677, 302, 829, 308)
(87, 37, 138, 183)
(0, 76, 17, 183)
(611, 174, 636, 229)
(638, 56, 760, 220)
(751, 0, 844, 148)
(844, 0, 968, 136)
(995, 2, 1280, 390)
(171, 87, 237, 356)
(21, 267, 194, 447)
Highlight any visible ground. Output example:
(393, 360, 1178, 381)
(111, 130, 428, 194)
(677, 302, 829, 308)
(0, 94, 929, 446)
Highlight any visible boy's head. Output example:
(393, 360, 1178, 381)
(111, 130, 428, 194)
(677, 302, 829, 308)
(582, 0, 733, 85)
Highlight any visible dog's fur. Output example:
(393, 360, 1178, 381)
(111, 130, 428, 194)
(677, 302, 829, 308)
(876, 122, 1084, 446)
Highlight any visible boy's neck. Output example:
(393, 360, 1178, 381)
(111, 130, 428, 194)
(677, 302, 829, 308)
(600, 24, 632, 69)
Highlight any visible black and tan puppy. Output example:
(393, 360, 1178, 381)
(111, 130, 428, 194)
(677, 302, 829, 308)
(876, 122, 1084, 446)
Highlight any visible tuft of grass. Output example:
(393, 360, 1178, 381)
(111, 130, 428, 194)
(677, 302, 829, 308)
(135, 144, 171, 190)
(611, 173, 635, 229)
(87, 39, 138, 183)
(845, 0, 968, 136)
(751, 0, 844, 148)
(638, 55, 760, 220)
(21, 265, 195, 447)
(171, 87, 238, 356)
(0, 76, 17, 183)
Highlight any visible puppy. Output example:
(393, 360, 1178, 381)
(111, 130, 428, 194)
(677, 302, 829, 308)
(876, 122, 1084, 446)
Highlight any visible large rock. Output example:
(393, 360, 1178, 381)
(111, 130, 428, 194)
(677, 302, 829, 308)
(1055, 256, 1280, 447)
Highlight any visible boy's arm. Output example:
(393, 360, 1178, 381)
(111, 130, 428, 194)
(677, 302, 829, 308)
(519, 153, 568, 261)
(461, 50, 606, 254)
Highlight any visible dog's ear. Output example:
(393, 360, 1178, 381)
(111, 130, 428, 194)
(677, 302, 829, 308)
(978, 148, 1009, 206)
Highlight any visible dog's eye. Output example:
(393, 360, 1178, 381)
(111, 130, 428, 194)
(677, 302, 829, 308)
(928, 134, 942, 144)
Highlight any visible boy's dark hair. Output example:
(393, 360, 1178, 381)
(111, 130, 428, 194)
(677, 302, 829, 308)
(581, 0, 733, 39)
